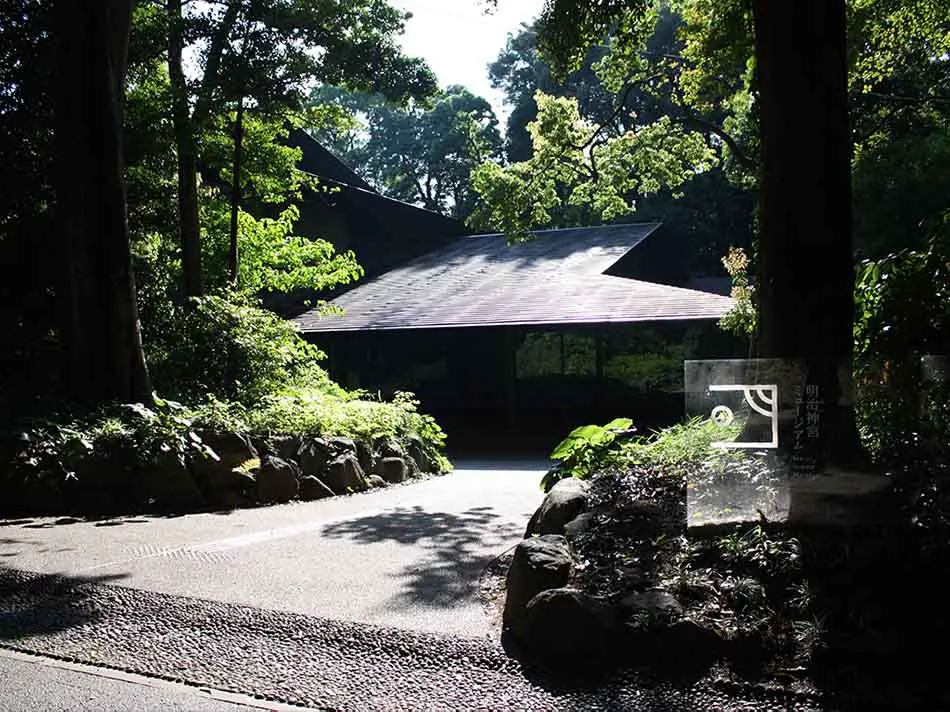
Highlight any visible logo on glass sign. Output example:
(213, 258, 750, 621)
(708, 384, 779, 449)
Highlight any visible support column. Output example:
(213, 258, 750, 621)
(504, 327, 518, 428)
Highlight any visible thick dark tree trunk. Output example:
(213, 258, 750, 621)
(53, 0, 152, 404)
(750, 0, 867, 472)
(228, 99, 244, 287)
(168, 0, 203, 300)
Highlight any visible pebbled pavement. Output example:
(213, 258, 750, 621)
(0, 568, 824, 712)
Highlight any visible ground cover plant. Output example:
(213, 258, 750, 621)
(0, 293, 450, 518)
(536, 412, 950, 708)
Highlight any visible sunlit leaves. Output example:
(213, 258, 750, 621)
(469, 91, 717, 235)
(308, 84, 503, 219)
(849, 0, 950, 92)
(201, 201, 363, 296)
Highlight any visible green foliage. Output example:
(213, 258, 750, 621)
(717, 245, 757, 339)
(11, 396, 216, 485)
(468, 91, 717, 236)
(673, 523, 815, 659)
(127, 0, 439, 301)
(516, 0, 949, 240)
(544, 415, 747, 492)
(488, 22, 617, 163)
(308, 84, 503, 219)
(620, 417, 742, 471)
(715, 524, 801, 577)
(147, 292, 337, 406)
(7, 387, 451, 500)
(543, 417, 635, 491)
(535, 0, 649, 80)
(853, 216, 950, 456)
(191, 390, 449, 472)
(201, 200, 363, 295)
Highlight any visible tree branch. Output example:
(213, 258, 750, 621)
(193, 0, 241, 124)
(861, 90, 950, 107)
(673, 112, 757, 172)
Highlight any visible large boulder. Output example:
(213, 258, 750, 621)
(563, 512, 595, 539)
(406, 437, 439, 474)
(137, 453, 205, 511)
(504, 535, 573, 637)
(521, 588, 617, 657)
(524, 477, 590, 537)
(190, 431, 257, 500)
(649, 619, 723, 667)
(328, 437, 357, 456)
(323, 454, 367, 494)
(367, 474, 388, 489)
(199, 432, 257, 471)
(378, 456, 408, 484)
(355, 439, 375, 475)
(255, 456, 299, 503)
(375, 438, 405, 460)
(297, 437, 331, 477)
(299, 475, 334, 501)
(273, 435, 302, 463)
(215, 467, 256, 494)
(620, 588, 684, 629)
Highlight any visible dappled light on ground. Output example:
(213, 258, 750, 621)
(322, 505, 523, 609)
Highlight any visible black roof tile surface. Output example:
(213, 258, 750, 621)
(294, 223, 735, 333)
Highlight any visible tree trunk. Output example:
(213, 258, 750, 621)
(228, 99, 244, 287)
(53, 0, 152, 404)
(750, 0, 867, 473)
(168, 0, 203, 300)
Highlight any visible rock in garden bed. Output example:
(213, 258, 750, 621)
(1, 423, 450, 518)
(503, 535, 573, 639)
(299, 475, 334, 501)
(256, 455, 299, 503)
(524, 477, 590, 537)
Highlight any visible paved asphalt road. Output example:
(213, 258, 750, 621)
(0, 459, 548, 638)
(0, 649, 269, 711)
(0, 459, 835, 711)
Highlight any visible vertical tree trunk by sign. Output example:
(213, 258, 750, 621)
(53, 0, 152, 404)
(750, 0, 865, 472)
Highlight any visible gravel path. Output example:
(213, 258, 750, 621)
(0, 568, 826, 712)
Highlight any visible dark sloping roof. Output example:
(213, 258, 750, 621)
(288, 129, 375, 190)
(684, 277, 733, 296)
(295, 224, 736, 333)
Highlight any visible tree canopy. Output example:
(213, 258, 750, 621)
(307, 84, 503, 220)
(0, 0, 440, 414)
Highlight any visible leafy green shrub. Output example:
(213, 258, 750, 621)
(7, 396, 216, 491)
(620, 417, 743, 470)
(147, 292, 340, 405)
(853, 217, 950, 458)
(4, 387, 451, 514)
(543, 416, 747, 492)
(542, 417, 635, 491)
(191, 390, 450, 473)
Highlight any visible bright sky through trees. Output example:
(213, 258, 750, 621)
(388, 0, 545, 118)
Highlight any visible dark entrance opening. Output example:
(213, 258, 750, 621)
(313, 320, 742, 456)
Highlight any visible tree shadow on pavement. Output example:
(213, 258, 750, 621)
(0, 567, 128, 641)
(321, 505, 523, 608)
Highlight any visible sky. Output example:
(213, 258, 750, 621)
(387, 0, 547, 120)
